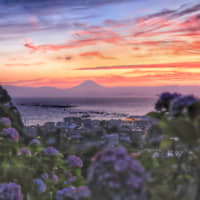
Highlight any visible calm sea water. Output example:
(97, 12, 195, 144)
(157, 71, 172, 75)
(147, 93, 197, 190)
(13, 97, 156, 126)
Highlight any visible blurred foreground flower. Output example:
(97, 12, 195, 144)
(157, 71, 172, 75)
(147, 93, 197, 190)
(169, 95, 198, 116)
(29, 138, 41, 146)
(52, 172, 59, 183)
(0, 182, 23, 200)
(43, 146, 59, 155)
(19, 147, 32, 156)
(56, 186, 76, 200)
(56, 186, 90, 200)
(87, 146, 149, 200)
(33, 179, 46, 194)
(1, 128, 19, 142)
(66, 155, 83, 168)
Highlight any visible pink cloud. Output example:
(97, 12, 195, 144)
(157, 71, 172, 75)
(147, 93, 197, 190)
(80, 51, 116, 60)
(24, 26, 127, 53)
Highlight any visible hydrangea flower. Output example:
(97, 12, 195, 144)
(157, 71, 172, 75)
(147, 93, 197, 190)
(29, 139, 40, 146)
(56, 186, 76, 200)
(33, 179, 46, 194)
(0, 117, 11, 127)
(64, 181, 68, 185)
(87, 147, 149, 200)
(19, 147, 32, 156)
(169, 95, 199, 116)
(56, 186, 90, 200)
(43, 146, 59, 155)
(52, 172, 59, 183)
(69, 176, 76, 183)
(0, 182, 23, 200)
(155, 92, 181, 112)
(66, 155, 83, 168)
(75, 186, 91, 200)
(2, 128, 19, 142)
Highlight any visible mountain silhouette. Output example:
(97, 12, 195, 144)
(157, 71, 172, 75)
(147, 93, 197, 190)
(2, 81, 200, 98)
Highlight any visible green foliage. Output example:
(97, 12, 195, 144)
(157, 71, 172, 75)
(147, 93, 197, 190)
(146, 93, 200, 200)
(0, 125, 87, 200)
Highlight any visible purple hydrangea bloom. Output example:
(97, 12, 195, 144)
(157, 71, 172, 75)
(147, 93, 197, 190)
(75, 186, 91, 199)
(155, 92, 181, 112)
(69, 176, 76, 183)
(64, 181, 68, 185)
(43, 147, 59, 155)
(33, 179, 46, 194)
(0, 182, 23, 200)
(0, 117, 11, 127)
(56, 186, 76, 200)
(2, 128, 19, 142)
(56, 186, 90, 200)
(20, 147, 32, 156)
(66, 155, 83, 168)
(52, 172, 59, 183)
(87, 147, 149, 200)
(169, 95, 199, 116)
(29, 139, 40, 146)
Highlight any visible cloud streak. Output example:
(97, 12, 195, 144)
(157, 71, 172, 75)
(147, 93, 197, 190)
(24, 26, 127, 52)
(4, 62, 44, 67)
(76, 62, 200, 71)
(80, 51, 116, 60)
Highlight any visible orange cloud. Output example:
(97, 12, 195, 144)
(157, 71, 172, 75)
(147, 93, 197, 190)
(4, 62, 44, 67)
(80, 51, 116, 60)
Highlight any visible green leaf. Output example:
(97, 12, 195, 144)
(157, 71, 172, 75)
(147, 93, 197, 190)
(160, 139, 172, 149)
(159, 118, 199, 144)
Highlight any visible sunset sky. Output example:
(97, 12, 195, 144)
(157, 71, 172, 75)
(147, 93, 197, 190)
(0, 0, 200, 88)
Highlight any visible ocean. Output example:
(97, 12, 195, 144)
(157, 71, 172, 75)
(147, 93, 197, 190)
(13, 97, 156, 126)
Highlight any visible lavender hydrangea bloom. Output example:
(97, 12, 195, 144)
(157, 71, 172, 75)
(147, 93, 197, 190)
(56, 186, 76, 200)
(155, 92, 181, 112)
(0, 117, 11, 127)
(69, 176, 76, 183)
(33, 179, 46, 194)
(20, 147, 32, 156)
(43, 146, 59, 155)
(169, 95, 199, 116)
(52, 172, 59, 183)
(29, 139, 40, 146)
(2, 128, 19, 142)
(87, 147, 149, 200)
(0, 183, 23, 200)
(75, 186, 91, 199)
(66, 155, 83, 168)
(56, 186, 90, 200)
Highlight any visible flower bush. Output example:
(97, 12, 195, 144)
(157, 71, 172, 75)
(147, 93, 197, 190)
(87, 146, 149, 200)
(146, 92, 200, 200)
(0, 182, 23, 200)
(0, 119, 87, 200)
(66, 155, 83, 168)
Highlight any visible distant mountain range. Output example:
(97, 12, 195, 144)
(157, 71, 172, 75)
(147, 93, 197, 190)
(2, 80, 200, 98)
